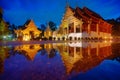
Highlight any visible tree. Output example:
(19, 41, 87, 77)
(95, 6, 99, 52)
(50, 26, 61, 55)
(0, 20, 10, 40)
(106, 18, 120, 36)
(38, 24, 46, 37)
(0, 20, 5, 35)
(0, 8, 3, 22)
(48, 21, 57, 31)
(116, 16, 120, 22)
(40, 24, 46, 31)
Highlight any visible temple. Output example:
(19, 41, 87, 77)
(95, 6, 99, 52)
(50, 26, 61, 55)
(44, 25, 53, 39)
(57, 5, 112, 40)
(14, 19, 41, 41)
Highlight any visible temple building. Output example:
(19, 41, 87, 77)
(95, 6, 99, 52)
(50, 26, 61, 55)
(44, 25, 52, 39)
(57, 5, 112, 40)
(14, 19, 41, 41)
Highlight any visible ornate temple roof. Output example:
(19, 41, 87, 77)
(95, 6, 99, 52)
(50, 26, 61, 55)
(68, 6, 104, 21)
(24, 19, 32, 26)
(83, 7, 103, 19)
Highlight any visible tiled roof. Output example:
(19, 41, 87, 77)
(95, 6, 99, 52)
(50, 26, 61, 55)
(72, 6, 104, 21)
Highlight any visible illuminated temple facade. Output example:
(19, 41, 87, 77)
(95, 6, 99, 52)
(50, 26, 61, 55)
(14, 19, 41, 41)
(57, 5, 112, 40)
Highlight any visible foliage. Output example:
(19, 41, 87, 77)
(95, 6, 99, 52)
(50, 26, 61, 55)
(38, 24, 46, 37)
(106, 17, 120, 36)
(40, 24, 46, 31)
(0, 20, 5, 33)
(48, 21, 57, 31)
(0, 9, 13, 41)
(0, 8, 3, 22)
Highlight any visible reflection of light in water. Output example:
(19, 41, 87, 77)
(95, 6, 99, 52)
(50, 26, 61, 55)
(109, 40, 113, 43)
(104, 40, 113, 43)
(104, 40, 107, 43)
(68, 42, 90, 48)
(59, 42, 112, 74)
(6, 42, 113, 74)
(68, 42, 82, 47)
(14, 44, 42, 60)
(1, 41, 120, 79)
(104, 36, 107, 39)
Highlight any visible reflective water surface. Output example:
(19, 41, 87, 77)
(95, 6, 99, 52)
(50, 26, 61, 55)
(0, 41, 120, 80)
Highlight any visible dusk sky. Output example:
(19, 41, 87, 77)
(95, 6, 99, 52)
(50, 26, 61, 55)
(0, 0, 120, 27)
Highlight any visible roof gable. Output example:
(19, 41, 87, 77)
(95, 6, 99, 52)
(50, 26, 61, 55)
(83, 7, 103, 19)
(22, 19, 41, 33)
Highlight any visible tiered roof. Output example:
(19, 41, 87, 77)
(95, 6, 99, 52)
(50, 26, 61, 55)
(67, 6, 104, 22)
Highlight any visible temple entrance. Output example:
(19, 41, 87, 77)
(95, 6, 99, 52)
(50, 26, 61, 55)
(30, 31, 34, 40)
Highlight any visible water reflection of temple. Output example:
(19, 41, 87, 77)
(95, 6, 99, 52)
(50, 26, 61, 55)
(13, 44, 57, 60)
(14, 44, 42, 60)
(57, 42, 112, 74)
(43, 43, 57, 58)
(1, 42, 120, 75)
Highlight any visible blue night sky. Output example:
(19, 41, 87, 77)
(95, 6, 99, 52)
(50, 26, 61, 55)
(0, 0, 120, 26)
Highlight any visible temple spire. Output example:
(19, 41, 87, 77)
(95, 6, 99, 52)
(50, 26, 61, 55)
(66, 0, 69, 8)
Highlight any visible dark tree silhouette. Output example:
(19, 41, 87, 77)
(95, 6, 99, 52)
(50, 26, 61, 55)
(40, 24, 46, 31)
(48, 21, 57, 31)
(0, 8, 3, 22)
(116, 16, 120, 22)
(38, 24, 46, 37)
(11, 24, 17, 30)
(106, 17, 120, 36)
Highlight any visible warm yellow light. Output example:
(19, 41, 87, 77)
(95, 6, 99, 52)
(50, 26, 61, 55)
(104, 37, 107, 39)
(24, 38, 28, 41)
(24, 36, 30, 41)
(104, 40, 107, 43)
(109, 40, 112, 43)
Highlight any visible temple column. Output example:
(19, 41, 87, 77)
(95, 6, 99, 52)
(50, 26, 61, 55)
(79, 19, 83, 33)
(80, 23, 82, 33)
(96, 23, 99, 35)
(88, 19, 92, 34)
(74, 23, 76, 33)
(88, 46, 91, 56)
(74, 47, 76, 57)
(88, 23, 91, 34)
(80, 47, 82, 56)
(96, 44, 99, 56)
